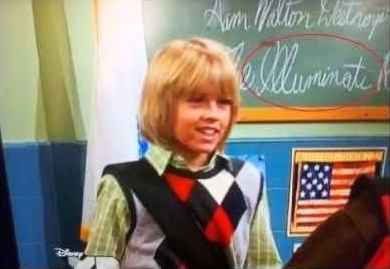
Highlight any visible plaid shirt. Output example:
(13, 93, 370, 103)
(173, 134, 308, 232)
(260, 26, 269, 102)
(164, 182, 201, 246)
(85, 145, 282, 268)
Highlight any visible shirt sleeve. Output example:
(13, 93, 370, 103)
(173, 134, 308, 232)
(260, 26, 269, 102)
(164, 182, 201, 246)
(245, 180, 282, 269)
(84, 175, 131, 261)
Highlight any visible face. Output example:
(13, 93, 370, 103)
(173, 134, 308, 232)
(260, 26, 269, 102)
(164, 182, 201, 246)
(172, 80, 232, 166)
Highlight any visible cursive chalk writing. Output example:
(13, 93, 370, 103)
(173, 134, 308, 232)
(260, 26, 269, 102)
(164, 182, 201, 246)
(204, 0, 251, 32)
(231, 41, 257, 91)
(254, 0, 315, 32)
(240, 41, 373, 96)
(202, 0, 389, 101)
(377, 51, 390, 91)
(318, 0, 387, 40)
(205, 0, 389, 40)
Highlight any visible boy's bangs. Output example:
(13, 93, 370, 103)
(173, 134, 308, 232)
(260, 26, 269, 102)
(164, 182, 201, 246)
(212, 60, 237, 99)
(174, 55, 236, 100)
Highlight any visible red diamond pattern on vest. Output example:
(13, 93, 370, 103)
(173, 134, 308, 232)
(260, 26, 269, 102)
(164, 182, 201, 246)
(204, 206, 234, 247)
(165, 172, 196, 202)
(164, 169, 247, 248)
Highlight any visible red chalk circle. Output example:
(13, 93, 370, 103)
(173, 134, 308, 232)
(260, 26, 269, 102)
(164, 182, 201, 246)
(240, 32, 386, 112)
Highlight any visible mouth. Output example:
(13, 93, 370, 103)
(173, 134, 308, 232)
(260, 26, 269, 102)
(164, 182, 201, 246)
(196, 127, 220, 140)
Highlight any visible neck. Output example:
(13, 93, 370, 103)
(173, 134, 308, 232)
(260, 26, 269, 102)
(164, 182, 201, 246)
(178, 151, 211, 172)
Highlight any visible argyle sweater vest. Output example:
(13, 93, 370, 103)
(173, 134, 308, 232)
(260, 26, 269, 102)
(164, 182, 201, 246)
(109, 157, 263, 269)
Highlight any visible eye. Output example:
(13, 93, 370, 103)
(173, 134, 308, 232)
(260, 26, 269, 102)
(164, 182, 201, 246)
(217, 98, 233, 106)
(186, 95, 204, 103)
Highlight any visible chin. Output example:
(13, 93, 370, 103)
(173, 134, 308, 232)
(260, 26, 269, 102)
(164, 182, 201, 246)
(195, 144, 219, 154)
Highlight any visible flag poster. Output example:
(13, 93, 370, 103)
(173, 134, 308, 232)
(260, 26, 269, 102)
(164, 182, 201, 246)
(287, 148, 386, 236)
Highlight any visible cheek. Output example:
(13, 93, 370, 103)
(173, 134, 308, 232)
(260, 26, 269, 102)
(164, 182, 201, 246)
(223, 109, 233, 127)
(221, 112, 233, 137)
(172, 112, 195, 138)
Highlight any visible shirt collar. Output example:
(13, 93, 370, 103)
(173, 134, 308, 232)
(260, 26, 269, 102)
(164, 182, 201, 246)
(145, 143, 232, 176)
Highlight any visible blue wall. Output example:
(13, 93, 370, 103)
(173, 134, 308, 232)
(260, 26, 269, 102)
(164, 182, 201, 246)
(4, 142, 85, 269)
(4, 137, 389, 268)
(226, 137, 390, 262)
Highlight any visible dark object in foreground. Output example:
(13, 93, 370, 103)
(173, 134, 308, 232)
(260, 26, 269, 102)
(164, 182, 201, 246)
(284, 174, 390, 269)
(0, 130, 20, 268)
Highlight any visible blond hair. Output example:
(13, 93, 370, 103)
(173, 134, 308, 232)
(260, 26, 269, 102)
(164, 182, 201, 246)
(139, 37, 240, 150)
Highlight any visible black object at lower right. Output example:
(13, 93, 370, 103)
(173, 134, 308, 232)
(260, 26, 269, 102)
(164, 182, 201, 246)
(284, 174, 389, 269)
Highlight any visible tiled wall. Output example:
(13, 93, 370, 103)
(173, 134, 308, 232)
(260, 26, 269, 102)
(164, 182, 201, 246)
(4, 137, 389, 268)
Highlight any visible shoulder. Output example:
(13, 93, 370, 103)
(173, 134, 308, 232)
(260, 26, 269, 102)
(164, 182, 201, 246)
(100, 161, 143, 200)
(228, 157, 263, 181)
(228, 158, 263, 198)
(219, 155, 260, 177)
(98, 174, 121, 194)
(102, 160, 143, 177)
(102, 159, 156, 183)
(97, 174, 126, 203)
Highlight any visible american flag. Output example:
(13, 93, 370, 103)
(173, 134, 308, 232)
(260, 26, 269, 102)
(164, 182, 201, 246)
(291, 161, 376, 234)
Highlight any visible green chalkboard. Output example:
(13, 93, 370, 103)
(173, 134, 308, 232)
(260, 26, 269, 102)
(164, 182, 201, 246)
(143, 0, 390, 121)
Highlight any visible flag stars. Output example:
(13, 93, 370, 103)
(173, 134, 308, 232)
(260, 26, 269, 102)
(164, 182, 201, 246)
(324, 165, 330, 172)
(299, 163, 333, 201)
(317, 183, 323, 191)
(300, 191, 306, 198)
(321, 190, 328, 197)
(323, 177, 329, 184)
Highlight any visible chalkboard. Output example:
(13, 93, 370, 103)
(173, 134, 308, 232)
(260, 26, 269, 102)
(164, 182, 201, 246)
(143, 0, 390, 121)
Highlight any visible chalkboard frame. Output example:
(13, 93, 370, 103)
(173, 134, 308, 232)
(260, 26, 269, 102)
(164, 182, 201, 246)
(238, 106, 389, 122)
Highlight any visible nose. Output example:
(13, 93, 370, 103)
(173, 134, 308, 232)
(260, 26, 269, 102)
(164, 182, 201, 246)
(202, 100, 220, 119)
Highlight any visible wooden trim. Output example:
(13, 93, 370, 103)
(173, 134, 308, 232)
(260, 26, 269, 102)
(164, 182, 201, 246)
(295, 150, 385, 163)
(238, 106, 390, 122)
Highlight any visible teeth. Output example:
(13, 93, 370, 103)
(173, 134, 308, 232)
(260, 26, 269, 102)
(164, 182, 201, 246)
(199, 128, 217, 135)
(203, 129, 215, 135)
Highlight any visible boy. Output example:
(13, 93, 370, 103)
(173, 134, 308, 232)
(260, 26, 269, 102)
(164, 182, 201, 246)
(76, 37, 281, 269)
